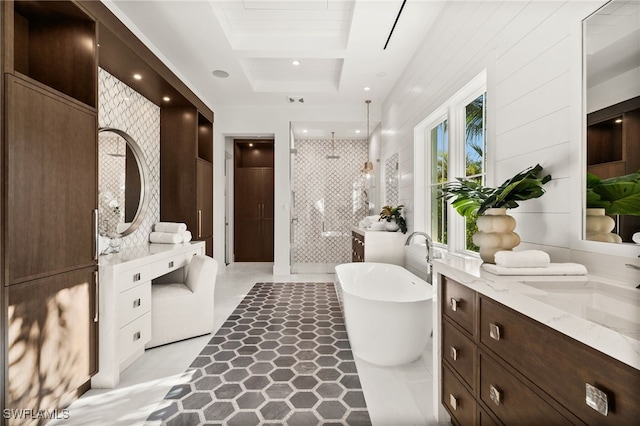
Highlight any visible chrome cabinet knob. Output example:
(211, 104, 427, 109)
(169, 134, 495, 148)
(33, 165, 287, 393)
(489, 323, 501, 341)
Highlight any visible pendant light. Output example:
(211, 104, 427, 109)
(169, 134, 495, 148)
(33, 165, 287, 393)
(362, 99, 374, 177)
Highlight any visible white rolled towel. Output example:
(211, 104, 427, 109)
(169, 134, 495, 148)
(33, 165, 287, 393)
(182, 230, 192, 243)
(150, 232, 183, 244)
(494, 250, 550, 268)
(154, 222, 187, 234)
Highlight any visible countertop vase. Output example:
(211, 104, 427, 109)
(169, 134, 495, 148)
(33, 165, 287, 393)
(585, 208, 622, 243)
(473, 207, 520, 263)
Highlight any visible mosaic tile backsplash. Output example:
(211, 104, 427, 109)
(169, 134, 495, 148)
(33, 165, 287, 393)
(293, 138, 369, 264)
(384, 153, 399, 206)
(98, 68, 160, 248)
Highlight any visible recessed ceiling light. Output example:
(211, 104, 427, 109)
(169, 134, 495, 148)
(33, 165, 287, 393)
(292, 60, 301, 66)
(212, 69, 230, 78)
(249, 143, 254, 147)
(355, 130, 361, 134)
(302, 129, 308, 133)
(163, 96, 170, 102)
(615, 118, 623, 123)
(133, 74, 142, 80)
(364, 86, 371, 91)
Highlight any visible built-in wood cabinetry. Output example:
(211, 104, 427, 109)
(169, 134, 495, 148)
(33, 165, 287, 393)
(441, 276, 640, 425)
(2, 0, 98, 420)
(160, 108, 214, 256)
(234, 141, 274, 262)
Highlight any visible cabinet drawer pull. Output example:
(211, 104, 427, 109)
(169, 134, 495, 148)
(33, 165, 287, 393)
(449, 394, 458, 410)
(489, 323, 501, 341)
(133, 298, 141, 308)
(450, 298, 459, 312)
(168, 260, 174, 268)
(133, 272, 141, 282)
(586, 383, 609, 416)
(489, 384, 502, 406)
(133, 331, 141, 341)
(450, 346, 459, 361)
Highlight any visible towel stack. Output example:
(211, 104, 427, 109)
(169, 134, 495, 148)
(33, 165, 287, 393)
(149, 222, 193, 244)
(482, 250, 587, 276)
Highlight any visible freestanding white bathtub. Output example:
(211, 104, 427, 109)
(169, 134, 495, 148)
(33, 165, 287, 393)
(334, 262, 433, 366)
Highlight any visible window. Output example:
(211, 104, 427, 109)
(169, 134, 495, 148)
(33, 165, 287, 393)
(415, 71, 487, 255)
(463, 93, 486, 252)
(429, 120, 448, 245)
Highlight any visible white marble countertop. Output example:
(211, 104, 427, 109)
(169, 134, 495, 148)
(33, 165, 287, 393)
(433, 255, 640, 371)
(98, 241, 205, 268)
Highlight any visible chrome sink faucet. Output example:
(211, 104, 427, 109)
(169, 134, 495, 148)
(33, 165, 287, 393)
(405, 231, 434, 282)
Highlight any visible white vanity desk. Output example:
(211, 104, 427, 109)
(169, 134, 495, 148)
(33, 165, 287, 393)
(91, 241, 205, 388)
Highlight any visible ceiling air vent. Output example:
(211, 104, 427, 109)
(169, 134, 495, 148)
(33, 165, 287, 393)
(288, 96, 304, 103)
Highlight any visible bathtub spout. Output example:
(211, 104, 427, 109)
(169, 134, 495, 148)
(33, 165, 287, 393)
(405, 231, 433, 282)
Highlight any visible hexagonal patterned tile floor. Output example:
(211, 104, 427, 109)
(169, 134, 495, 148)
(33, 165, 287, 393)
(147, 282, 371, 425)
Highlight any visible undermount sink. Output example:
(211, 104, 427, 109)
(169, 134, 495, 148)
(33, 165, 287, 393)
(519, 280, 640, 339)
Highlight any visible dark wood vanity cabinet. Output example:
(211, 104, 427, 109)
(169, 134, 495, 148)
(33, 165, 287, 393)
(352, 232, 364, 262)
(1, 0, 99, 420)
(160, 108, 214, 256)
(441, 276, 640, 425)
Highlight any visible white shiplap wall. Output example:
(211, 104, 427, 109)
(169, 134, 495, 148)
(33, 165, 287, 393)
(382, 0, 603, 257)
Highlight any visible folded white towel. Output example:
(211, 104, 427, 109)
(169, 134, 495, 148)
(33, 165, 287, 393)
(154, 222, 187, 234)
(482, 263, 588, 276)
(149, 231, 183, 244)
(494, 250, 550, 268)
(182, 230, 192, 243)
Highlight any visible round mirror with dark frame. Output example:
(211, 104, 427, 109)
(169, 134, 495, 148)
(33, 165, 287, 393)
(98, 127, 150, 244)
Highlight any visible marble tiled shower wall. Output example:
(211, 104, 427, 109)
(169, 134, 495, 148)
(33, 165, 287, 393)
(293, 138, 368, 264)
(98, 68, 160, 248)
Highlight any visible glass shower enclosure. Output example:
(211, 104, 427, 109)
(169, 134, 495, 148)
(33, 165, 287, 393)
(290, 136, 370, 273)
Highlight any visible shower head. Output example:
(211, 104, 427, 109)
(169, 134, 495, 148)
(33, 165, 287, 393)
(326, 131, 340, 159)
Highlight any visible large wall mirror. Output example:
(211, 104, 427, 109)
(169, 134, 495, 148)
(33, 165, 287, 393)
(583, 0, 640, 245)
(98, 127, 150, 239)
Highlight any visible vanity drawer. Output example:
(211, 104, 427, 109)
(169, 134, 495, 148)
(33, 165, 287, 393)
(116, 264, 152, 292)
(479, 296, 640, 425)
(479, 351, 573, 425)
(119, 311, 151, 363)
(118, 282, 151, 328)
(150, 254, 186, 277)
(442, 318, 477, 392)
(442, 276, 476, 336)
(443, 363, 475, 425)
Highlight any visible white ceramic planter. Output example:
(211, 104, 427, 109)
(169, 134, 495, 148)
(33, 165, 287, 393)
(473, 208, 520, 263)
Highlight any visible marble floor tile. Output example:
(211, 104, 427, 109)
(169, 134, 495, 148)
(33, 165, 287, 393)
(51, 263, 440, 426)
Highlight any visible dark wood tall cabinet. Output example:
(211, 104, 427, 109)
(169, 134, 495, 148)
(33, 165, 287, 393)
(1, 0, 98, 421)
(234, 141, 274, 262)
(160, 108, 214, 256)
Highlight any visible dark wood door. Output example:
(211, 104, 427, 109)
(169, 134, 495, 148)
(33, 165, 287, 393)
(6, 76, 97, 284)
(7, 266, 97, 412)
(234, 168, 274, 261)
(197, 159, 213, 240)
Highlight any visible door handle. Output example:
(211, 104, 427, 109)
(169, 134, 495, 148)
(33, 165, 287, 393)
(93, 209, 99, 260)
(198, 209, 202, 238)
(94, 271, 99, 323)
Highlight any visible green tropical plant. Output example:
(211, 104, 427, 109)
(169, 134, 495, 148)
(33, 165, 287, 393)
(379, 204, 408, 234)
(586, 171, 640, 215)
(439, 164, 552, 217)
